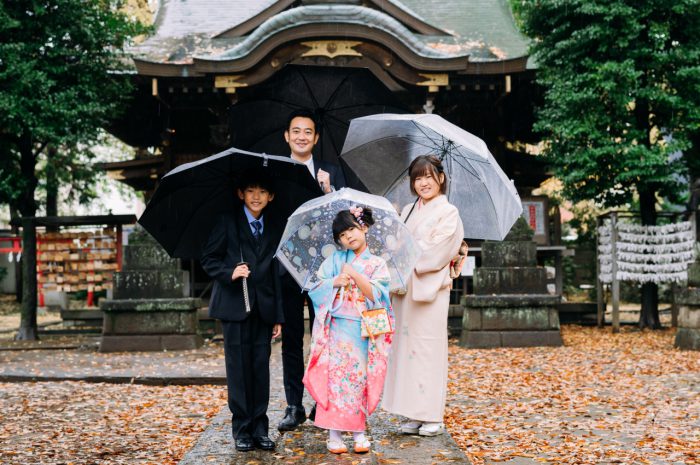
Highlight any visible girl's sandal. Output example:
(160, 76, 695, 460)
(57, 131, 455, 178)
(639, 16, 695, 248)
(353, 439, 371, 454)
(326, 440, 348, 454)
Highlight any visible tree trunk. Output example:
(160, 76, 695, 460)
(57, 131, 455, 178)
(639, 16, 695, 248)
(10, 208, 22, 303)
(15, 131, 39, 341)
(16, 217, 38, 340)
(45, 146, 59, 232)
(638, 188, 661, 329)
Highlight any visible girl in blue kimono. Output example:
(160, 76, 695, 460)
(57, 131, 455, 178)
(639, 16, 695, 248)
(303, 206, 394, 454)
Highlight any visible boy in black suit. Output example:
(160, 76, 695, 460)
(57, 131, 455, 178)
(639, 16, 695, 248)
(201, 174, 284, 452)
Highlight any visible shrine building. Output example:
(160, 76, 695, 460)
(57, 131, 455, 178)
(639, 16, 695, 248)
(105, 0, 548, 196)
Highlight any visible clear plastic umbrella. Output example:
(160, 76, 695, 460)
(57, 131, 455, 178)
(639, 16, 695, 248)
(275, 188, 420, 292)
(340, 113, 523, 240)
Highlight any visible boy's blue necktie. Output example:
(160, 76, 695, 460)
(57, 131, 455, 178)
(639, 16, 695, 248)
(252, 220, 262, 243)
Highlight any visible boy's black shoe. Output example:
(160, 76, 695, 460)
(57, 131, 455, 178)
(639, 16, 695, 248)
(235, 438, 255, 452)
(253, 436, 276, 450)
(277, 405, 306, 431)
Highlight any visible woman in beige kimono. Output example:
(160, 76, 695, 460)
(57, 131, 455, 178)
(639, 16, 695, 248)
(382, 155, 464, 437)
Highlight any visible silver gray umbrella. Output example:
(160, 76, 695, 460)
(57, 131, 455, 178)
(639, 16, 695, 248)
(339, 113, 522, 240)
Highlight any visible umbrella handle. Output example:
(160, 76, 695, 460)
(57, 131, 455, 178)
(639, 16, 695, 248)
(242, 277, 251, 313)
(237, 259, 251, 313)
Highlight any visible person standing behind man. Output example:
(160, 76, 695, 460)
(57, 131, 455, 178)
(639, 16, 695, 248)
(278, 109, 346, 431)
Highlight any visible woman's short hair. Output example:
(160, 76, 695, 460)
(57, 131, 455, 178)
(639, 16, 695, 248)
(332, 207, 375, 244)
(408, 155, 447, 196)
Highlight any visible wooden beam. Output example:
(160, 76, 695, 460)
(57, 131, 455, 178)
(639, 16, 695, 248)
(12, 215, 137, 227)
(611, 212, 620, 334)
(214, 75, 248, 91)
(300, 40, 363, 59)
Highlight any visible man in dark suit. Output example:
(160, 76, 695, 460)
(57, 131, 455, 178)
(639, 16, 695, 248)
(278, 109, 346, 431)
(201, 174, 284, 452)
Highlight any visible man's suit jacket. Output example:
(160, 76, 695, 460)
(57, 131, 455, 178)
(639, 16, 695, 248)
(278, 157, 346, 286)
(315, 158, 347, 191)
(200, 207, 284, 325)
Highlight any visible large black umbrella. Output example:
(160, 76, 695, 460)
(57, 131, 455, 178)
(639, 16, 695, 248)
(228, 65, 407, 164)
(138, 147, 323, 259)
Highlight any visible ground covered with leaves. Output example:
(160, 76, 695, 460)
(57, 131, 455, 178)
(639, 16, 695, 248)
(0, 326, 697, 464)
(446, 326, 699, 465)
(0, 382, 226, 465)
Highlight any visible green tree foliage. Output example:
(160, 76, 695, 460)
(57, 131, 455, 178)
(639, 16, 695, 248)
(0, 0, 144, 339)
(518, 0, 700, 328)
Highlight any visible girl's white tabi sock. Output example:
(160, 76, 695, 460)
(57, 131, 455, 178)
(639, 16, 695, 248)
(352, 431, 367, 443)
(329, 429, 343, 443)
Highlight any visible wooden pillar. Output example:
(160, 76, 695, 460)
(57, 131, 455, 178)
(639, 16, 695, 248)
(554, 252, 563, 296)
(190, 259, 196, 298)
(611, 212, 620, 334)
(596, 215, 605, 328)
(116, 224, 123, 271)
(671, 283, 679, 328)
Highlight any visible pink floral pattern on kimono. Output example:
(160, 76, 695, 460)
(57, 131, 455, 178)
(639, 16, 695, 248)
(303, 248, 393, 431)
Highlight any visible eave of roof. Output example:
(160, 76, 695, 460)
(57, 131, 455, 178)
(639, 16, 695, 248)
(198, 5, 459, 62)
(129, 0, 531, 74)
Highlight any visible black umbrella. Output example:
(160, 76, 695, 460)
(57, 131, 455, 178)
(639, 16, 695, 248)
(228, 65, 407, 165)
(138, 147, 323, 259)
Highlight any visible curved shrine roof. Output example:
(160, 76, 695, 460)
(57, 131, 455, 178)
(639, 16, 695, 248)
(130, 0, 530, 75)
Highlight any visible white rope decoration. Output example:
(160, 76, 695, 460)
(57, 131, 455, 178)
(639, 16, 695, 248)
(597, 219, 696, 284)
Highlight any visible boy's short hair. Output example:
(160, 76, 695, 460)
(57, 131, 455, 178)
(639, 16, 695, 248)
(286, 109, 319, 132)
(239, 170, 275, 194)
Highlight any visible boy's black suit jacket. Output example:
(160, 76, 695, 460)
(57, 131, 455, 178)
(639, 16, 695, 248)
(200, 207, 284, 325)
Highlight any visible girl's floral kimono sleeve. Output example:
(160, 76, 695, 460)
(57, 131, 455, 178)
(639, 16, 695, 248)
(303, 253, 340, 410)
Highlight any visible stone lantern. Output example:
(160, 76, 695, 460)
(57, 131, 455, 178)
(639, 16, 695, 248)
(460, 217, 563, 348)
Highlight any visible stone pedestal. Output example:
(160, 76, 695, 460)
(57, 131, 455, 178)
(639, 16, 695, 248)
(99, 228, 203, 352)
(460, 217, 563, 348)
(674, 261, 700, 350)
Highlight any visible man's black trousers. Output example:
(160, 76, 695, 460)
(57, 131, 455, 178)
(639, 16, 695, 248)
(281, 276, 315, 408)
(221, 309, 272, 439)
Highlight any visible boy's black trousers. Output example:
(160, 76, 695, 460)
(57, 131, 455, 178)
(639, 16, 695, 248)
(221, 307, 273, 439)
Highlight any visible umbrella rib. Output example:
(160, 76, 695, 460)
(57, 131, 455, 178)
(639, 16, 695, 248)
(378, 238, 408, 289)
(448, 153, 481, 179)
(297, 69, 321, 109)
(233, 98, 301, 109)
(402, 134, 443, 152)
(325, 127, 342, 157)
(248, 126, 291, 147)
(339, 135, 421, 158)
(324, 112, 350, 128)
(383, 166, 411, 196)
(323, 70, 357, 110)
(411, 122, 455, 160)
(301, 253, 322, 290)
(171, 181, 230, 250)
(327, 102, 400, 113)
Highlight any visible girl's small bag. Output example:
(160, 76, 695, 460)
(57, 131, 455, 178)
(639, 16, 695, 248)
(360, 307, 393, 339)
(341, 286, 393, 340)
